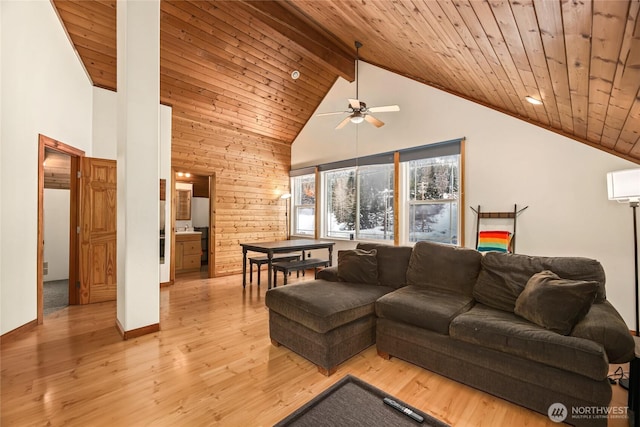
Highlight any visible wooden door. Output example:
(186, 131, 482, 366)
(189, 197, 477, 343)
(79, 157, 117, 304)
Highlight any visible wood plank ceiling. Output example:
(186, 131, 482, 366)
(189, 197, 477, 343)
(52, 0, 640, 164)
(51, 0, 640, 275)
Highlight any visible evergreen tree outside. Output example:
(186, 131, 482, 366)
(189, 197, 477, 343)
(408, 155, 459, 244)
(358, 165, 394, 240)
(325, 165, 394, 240)
(322, 153, 458, 243)
(326, 169, 356, 237)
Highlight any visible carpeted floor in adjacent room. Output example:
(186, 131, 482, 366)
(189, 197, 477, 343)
(43, 280, 68, 315)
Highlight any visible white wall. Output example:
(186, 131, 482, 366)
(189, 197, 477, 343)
(1, 0, 93, 334)
(0, 0, 4, 333)
(115, 0, 161, 332)
(293, 62, 639, 328)
(43, 189, 70, 281)
(92, 87, 118, 160)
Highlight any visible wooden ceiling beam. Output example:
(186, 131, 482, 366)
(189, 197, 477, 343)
(240, 0, 355, 82)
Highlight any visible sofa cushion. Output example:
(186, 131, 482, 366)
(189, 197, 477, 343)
(357, 243, 413, 288)
(265, 280, 394, 334)
(375, 285, 474, 335)
(450, 304, 609, 381)
(514, 270, 598, 335)
(571, 300, 636, 363)
(473, 252, 607, 313)
(406, 241, 482, 297)
(337, 249, 378, 285)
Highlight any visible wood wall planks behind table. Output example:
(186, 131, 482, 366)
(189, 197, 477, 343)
(172, 116, 291, 277)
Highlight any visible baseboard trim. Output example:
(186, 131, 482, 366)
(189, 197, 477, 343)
(115, 319, 160, 340)
(160, 280, 174, 288)
(1, 319, 38, 344)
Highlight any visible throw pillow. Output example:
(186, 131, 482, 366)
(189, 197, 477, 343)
(356, 243, 412, 288)
(514, 270, 598, 335)
(337, 249, 378, 285)
(477, 230, 511, 253)
(473, 252, 607, 313)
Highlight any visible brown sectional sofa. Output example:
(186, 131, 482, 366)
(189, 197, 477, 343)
(265, 241, 635, 426)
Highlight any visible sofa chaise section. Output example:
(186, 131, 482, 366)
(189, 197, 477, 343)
(265, 243, 412, 375)
(266, 280, 394, 375)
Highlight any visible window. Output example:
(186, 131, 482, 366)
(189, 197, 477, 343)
(324, 168, 356, 239)
(357, 164, 394, 241)
(323, 164, 394, 241)
(291, 138, 463, 246)
(404, 154, 459, 245)
(292, 174, 315, 236)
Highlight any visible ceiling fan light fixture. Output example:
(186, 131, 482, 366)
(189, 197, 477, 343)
(525, 96, 543, 105)
(350, 114, 365, 124)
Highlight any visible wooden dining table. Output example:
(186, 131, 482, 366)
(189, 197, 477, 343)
(240, 239, 335, 289)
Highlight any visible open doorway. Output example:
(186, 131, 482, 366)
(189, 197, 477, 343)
(43, 148, 72, 315)
(37, 134, 118, 322)
(171, 169, 215, 280)
(37, 134, 84, 323)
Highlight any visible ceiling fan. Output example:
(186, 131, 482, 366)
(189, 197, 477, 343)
(316, 41, 400, 129)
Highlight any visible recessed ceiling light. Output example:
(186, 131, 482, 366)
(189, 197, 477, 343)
(525, 96, 543, 105)
(291, 70, 300, 80)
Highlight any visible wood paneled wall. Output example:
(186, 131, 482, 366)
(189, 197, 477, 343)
(171, 116, 291, 276)
(175, 174, 209, 198)
(43, 149, 71, 190)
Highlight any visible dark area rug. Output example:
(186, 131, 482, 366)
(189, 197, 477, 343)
(275, 375, 450, 427)
(44, 280, 68, 315)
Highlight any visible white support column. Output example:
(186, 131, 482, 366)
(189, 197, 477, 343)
(116, 0, 160, 335)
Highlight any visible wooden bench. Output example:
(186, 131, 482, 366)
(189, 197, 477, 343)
(249, 254, 301, 286)
(272, 258, 330, 287)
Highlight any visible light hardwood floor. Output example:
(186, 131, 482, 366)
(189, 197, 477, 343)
(1, 271, 631, 426)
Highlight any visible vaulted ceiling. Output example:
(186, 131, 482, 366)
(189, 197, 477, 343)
(52, 0, 640, 164)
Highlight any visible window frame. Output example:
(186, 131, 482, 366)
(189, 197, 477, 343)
(290, 173, 316, 238)
(321, 163, 395, 242)
(400, 154, 461, 246)
(290, 138, 464, 246)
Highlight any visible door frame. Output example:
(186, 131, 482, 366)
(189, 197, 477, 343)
(170, 168, 216, 281)
(37, 134, 85, 323)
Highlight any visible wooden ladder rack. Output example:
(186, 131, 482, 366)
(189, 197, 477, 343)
(470, 204, 528, 253)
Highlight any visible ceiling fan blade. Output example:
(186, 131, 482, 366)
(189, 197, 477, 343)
(316, 111, 348, 117)
(336, 116, 352, 130)
(364, 114, 384, 128)
(348, 98, 361, 109)
(367, 105, 400, 113)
